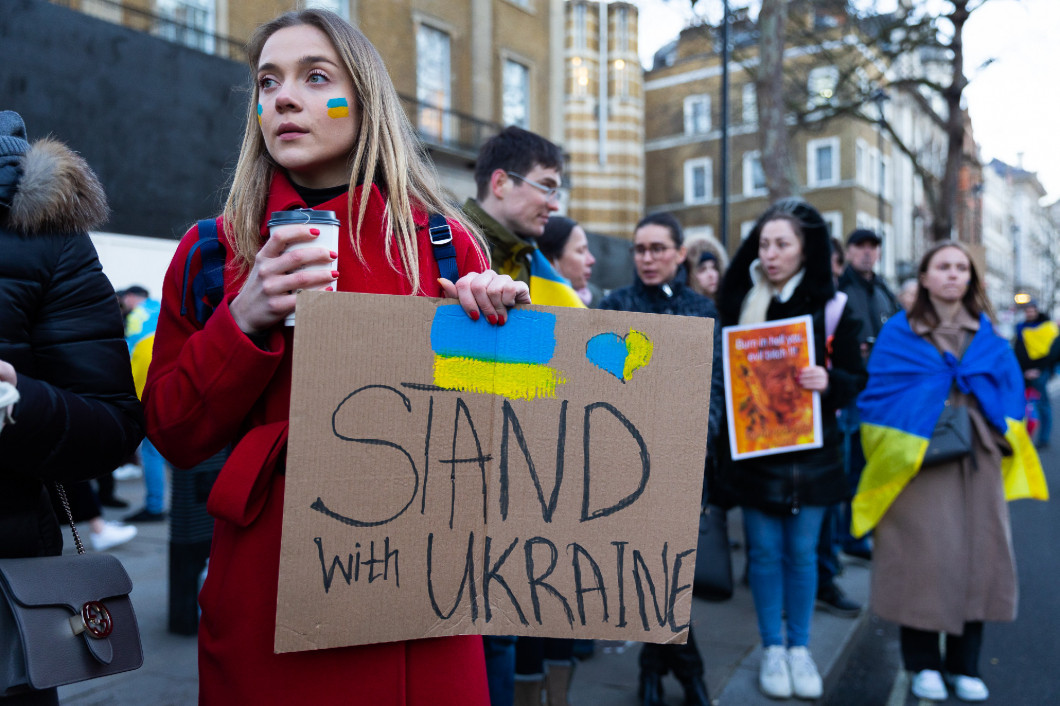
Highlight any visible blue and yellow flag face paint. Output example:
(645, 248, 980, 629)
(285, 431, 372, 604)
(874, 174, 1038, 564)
(852, 312, 1047, 538)
(326, 97, 350, 119)
(529, 249, 587, 309)
(430, 305, 566, 400)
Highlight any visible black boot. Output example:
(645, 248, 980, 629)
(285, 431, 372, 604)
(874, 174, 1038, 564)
(637, 671, 666, 706)
(679, 675, 710, 706)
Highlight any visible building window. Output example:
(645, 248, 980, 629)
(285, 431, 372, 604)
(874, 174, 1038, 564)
(572, 3, 586, 51)
(416, 24, 451, 142)
(741, 220, 757, 240)
(614, 59, 630, 98)
(807, 137, 840, 187)
(855, 138, 868, 187)
(155, 0, 214, 53)
(683, 95, 711, 135)
(685, 225, 716, 242)
(880, 154, 890, 199)
(742, 83, 757, 125)
(743, 151, 767, 196)
(305, 0, 348, 21)
(570, 57, 589, 97)
(616, 6, 629, 52)
(684, 158, 713, 204)
(508, 0, 532, 8)
(821, 211, 843, 240)
(807, 66, 838, 108)
(503, 59, 531, 128)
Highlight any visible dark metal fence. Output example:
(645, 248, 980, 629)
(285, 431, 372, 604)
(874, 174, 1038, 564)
(398, 94, 502, 158)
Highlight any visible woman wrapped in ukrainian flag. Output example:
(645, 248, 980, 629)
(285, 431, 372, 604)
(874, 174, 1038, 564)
(852, 241, 1048, 703)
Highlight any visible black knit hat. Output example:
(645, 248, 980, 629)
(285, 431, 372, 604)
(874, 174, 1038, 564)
(0, 111, 29, 158)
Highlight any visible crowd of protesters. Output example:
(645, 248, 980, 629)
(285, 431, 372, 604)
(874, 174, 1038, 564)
(0, 8, 1050, 706)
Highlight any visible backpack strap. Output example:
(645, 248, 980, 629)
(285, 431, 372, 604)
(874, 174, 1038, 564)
(428, 213, 460, 283)
(180, 218, 227, 325)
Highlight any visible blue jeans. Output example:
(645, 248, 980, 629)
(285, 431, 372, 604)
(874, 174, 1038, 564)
(1032, 375, 1052, 445)
(743, 505, 827, 648)
(482, 635, 516, 706)
(141, 439, 167, 514)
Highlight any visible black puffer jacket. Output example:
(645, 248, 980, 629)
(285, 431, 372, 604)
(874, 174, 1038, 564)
(599, 267, 725, 458)
(0, 131, 144, 559)
(715, 199, 866, 514)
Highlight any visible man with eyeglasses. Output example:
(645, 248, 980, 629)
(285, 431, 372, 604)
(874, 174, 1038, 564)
(463, 126, 585, 310)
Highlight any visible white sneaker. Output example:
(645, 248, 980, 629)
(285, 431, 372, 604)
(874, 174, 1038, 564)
(911, 669, 948, 701)
(91, 521, 137, 551)
(112, 463, 143, 480)
(759, 645, 793, 699)
(951, 675, 989, 702)
(788, 646, 823, 699)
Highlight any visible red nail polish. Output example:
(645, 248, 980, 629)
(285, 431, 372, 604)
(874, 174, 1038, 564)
(331, 270, 340, 279)
(330, 251, 338, 259)
(487, 314, 498, 325)
(310, 228, 320, 235)
(469, 310, 480, 321)
(324, 286, 334, 292)
(499, 314, 506, 326)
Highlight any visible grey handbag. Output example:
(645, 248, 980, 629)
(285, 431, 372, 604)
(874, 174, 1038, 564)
(0, 484, 143, 695)
(922, 402, 973, 466)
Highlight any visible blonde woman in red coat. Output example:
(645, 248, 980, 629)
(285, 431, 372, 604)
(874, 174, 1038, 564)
(142, 10, 528, 705)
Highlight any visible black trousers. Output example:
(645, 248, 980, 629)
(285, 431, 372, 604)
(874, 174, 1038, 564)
(639, 624, 704, 681)
(900, 622, 983, 677)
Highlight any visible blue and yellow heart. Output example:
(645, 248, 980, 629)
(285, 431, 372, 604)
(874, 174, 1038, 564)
(586, 330, 653, 382)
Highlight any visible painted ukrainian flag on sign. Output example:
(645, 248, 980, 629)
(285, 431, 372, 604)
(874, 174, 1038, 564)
(430, 305, 566, 400)
(529, 249, 587, 309)
(852, 312, 1048, 538)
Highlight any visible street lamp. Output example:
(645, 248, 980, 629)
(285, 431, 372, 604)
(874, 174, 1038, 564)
(871, 88, 889, 233)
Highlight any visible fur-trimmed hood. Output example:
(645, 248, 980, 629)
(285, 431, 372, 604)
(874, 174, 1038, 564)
(2, 138, 109, 235)
(717, 198, 835, 326)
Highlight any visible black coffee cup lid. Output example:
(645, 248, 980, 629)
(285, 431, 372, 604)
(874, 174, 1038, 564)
(267, 209, 341, 227)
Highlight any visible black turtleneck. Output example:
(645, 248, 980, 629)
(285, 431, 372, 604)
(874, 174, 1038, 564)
(292, 182, 348, 208)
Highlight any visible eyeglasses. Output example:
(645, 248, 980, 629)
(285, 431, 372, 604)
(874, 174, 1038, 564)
(506, 171, 561, 202)
(630, 243, 676, 258)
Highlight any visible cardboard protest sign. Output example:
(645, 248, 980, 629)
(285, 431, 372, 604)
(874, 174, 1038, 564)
(275, 291, 714, 652)
(722, 315, 821, 460)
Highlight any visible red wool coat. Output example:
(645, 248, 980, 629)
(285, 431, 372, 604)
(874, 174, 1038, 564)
(144, 173, 490, 705)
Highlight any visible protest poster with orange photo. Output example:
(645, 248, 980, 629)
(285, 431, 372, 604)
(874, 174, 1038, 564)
(722, 315, 822, 460)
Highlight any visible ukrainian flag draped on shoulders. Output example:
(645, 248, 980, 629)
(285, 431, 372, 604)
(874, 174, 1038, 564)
(852, 311, 1048, 538)
(526, 248, 586, 309)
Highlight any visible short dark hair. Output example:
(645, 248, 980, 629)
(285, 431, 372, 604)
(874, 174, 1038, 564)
(831, 237, 845, 266)
(124, 285, 149, 298)
(635, 212, 684, 246)
(474, 126, 564, 201)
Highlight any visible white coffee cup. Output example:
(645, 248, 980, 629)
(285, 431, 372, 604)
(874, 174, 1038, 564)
(266, 209, 340, 326)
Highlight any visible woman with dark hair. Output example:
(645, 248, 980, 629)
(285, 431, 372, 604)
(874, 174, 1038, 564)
(601, 212, 722, 706)
(852, 241, 1047, 703)
(142, 10, 526, 705)
(538, 215, 600, 308)
(715, 199, 866, 700)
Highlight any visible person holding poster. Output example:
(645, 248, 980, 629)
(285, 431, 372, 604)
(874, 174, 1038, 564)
(715, 199, 865, 700)
(852, 242, 1047, 703)
(142, 10, 527, 705)
(601, 212, 722, 706)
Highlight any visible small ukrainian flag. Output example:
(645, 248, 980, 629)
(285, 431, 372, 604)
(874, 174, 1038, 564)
(529, 249, 587, 309)
(326, 97, 350, 119)
(430, 305, 566, 400)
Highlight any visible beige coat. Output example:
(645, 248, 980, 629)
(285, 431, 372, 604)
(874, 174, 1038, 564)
(870, 308, 1018, 635)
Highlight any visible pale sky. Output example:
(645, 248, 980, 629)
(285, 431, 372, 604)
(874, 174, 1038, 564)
(632, 0, 1060, 202)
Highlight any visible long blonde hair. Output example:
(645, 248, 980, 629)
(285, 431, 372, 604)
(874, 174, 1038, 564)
(223, 9, 485, 291)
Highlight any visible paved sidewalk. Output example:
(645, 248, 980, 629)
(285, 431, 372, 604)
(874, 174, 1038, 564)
(58, 478, 869, 705)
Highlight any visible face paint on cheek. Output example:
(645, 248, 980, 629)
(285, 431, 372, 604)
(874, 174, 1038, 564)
(257, 103, 263, 125)
(326, 97, 350, 119)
